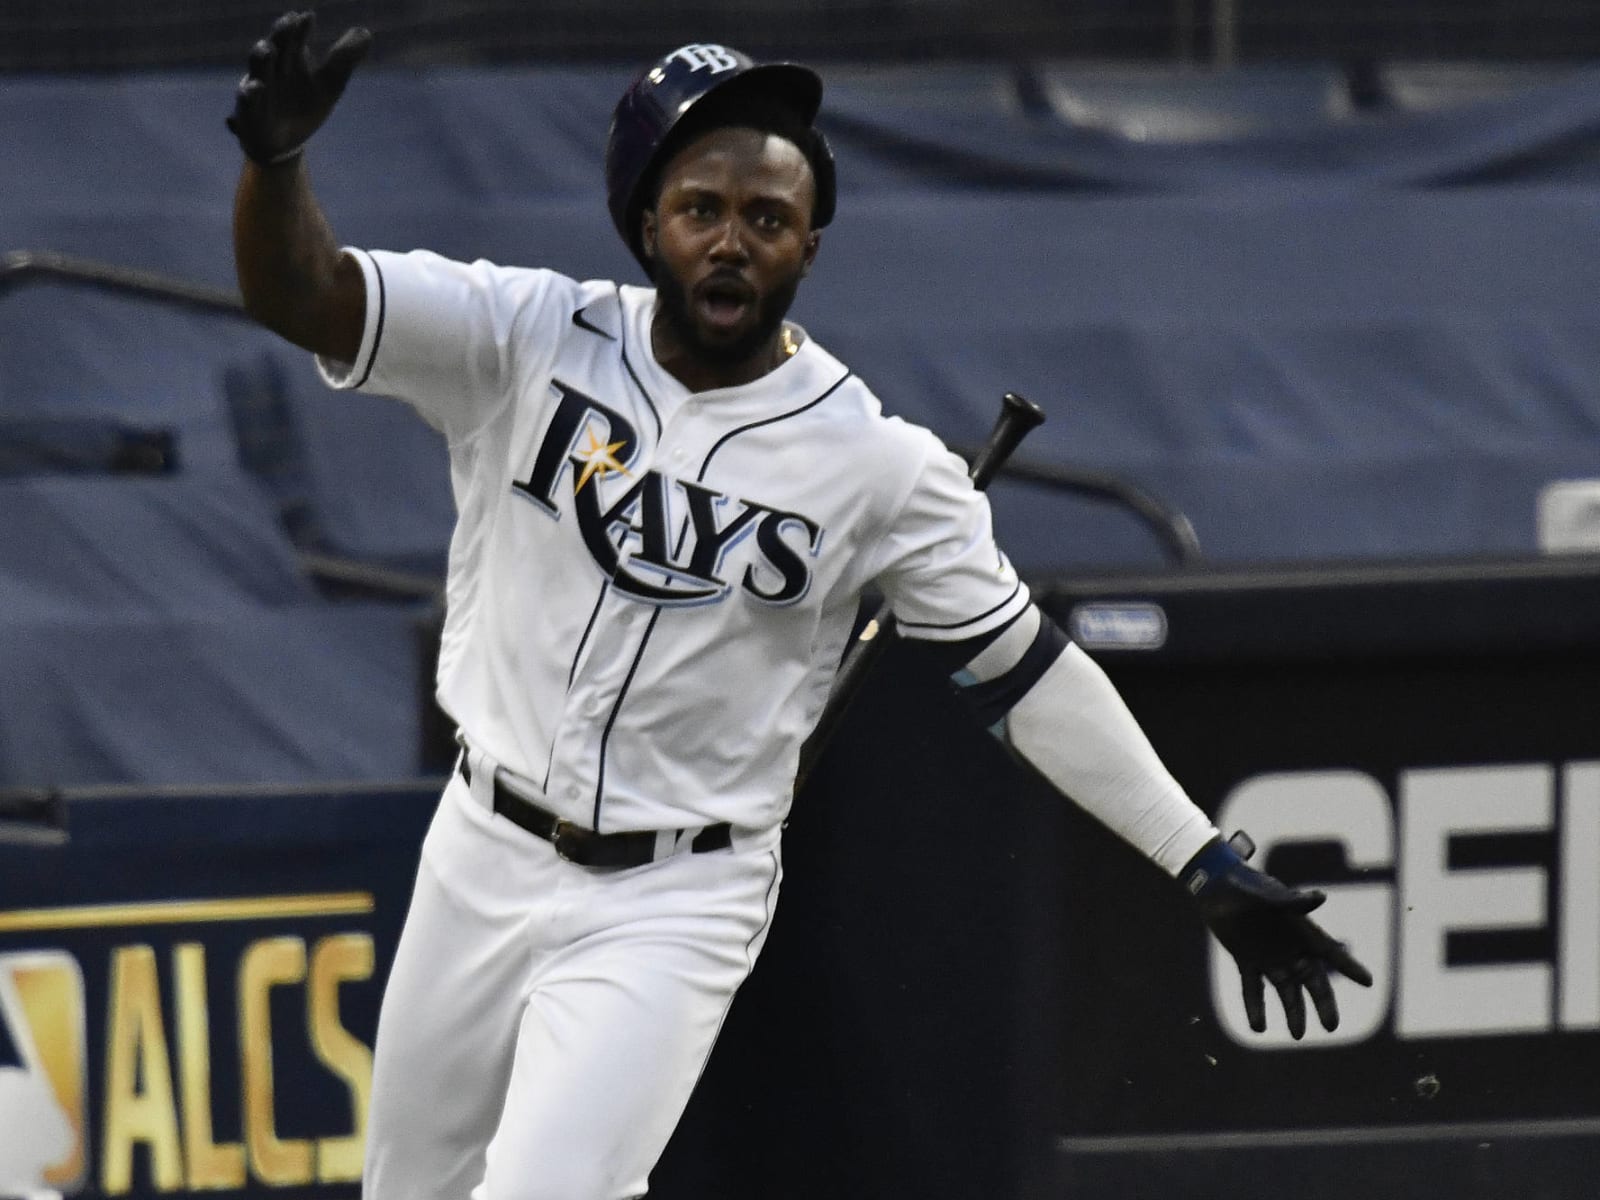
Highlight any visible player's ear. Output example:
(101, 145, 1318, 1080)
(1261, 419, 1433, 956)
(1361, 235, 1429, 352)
(800, 229, 821, 276)
(640, 209, 659, 262)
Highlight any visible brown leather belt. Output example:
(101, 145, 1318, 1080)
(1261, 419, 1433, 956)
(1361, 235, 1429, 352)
(459, 758, 731, 868)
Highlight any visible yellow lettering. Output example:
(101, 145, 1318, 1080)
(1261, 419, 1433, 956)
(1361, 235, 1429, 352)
(239, 937, 313, 1186)
(173, 943, 246, 1190)
(102, 945, 183, 1194)
(309, 934, 376, 1182)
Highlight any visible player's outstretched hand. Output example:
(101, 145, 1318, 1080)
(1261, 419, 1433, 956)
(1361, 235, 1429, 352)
(1182, 830, 1373, 1039)
(227, 11, 371, 166)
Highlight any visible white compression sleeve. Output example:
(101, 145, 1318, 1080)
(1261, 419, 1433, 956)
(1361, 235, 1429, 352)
(1002, 642, 1218, 876)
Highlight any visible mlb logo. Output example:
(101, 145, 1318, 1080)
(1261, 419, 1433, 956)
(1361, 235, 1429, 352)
(0, 951, 87, 1196)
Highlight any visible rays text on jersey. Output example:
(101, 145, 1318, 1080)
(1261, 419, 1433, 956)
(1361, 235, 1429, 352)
(514, 381, 824, 606)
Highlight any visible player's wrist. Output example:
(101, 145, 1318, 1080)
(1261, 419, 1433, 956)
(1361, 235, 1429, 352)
(226, 110, 310, 168)
(1179, 830, 1251, 899)
(243, 142, 307, 168)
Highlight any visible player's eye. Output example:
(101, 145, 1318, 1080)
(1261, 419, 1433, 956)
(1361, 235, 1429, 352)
(749, 209, 787, 234)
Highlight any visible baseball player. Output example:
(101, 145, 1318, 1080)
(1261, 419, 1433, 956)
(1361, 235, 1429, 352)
(227, 14, 1372, 1199)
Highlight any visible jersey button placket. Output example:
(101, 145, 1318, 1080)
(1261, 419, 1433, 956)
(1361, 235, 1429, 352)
(550, 588, 653, 824)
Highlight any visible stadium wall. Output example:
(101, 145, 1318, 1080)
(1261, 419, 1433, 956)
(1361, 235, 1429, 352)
(4, 560, 1599, 1199)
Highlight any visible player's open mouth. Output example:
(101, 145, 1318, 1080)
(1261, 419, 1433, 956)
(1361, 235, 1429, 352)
(695, 277, 755, 332)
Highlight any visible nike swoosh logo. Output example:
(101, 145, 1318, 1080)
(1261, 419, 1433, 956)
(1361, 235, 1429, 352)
(572, 306, 616, 341)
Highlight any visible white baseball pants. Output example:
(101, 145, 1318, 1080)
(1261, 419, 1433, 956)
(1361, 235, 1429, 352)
(363, 764, 782, 1200)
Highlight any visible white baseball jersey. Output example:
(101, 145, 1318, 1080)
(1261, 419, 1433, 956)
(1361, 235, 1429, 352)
(320, 248, 1029, 835)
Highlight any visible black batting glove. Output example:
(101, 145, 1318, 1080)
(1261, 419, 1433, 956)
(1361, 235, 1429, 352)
(226, 11, 371, 166)
(1182, 830, 1374, 1039)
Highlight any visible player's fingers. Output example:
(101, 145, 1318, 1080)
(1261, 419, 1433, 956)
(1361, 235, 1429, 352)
(1241, 969, 1267, 1033)
(1323, 937, 1374, 988)
(246, 38, 275, 79)
(1286, 887, 1326, 916)
(268, 10, 313, 50)
(269, 11, 313, 80)
(1305, 964, 1340, 1032)
(318, 28, 373, 95)
(1296, 914, 1375, 988)
(233, 76, 267, 112)
(1273, 972, 1308, 1040)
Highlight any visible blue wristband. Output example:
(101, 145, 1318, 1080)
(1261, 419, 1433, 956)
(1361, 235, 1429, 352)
(1180, 836, 1244, 898)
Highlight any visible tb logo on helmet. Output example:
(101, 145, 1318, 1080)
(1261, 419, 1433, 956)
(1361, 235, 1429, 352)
(664, 44, 742, 74)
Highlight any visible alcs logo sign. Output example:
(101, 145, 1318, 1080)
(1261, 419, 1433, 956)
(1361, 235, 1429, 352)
(0, 893, 377, 1196)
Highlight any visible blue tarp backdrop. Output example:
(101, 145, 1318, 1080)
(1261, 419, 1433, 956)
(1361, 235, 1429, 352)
(4, 62, 1600, 786)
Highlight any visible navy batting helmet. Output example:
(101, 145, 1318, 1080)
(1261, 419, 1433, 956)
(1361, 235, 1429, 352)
(605, 42, 837, 271)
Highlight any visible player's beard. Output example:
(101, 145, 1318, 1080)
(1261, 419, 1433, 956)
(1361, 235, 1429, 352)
(650, 256, 803, 369)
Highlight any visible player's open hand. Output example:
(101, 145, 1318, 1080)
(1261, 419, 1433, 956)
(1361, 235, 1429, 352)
(1182, 831, 1374, 1039)
(227, 11, 371, 166)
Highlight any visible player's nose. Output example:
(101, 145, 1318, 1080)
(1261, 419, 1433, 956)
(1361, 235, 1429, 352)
(706, 218, 749, 264)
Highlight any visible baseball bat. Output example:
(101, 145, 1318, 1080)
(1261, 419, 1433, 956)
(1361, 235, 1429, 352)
(794, 390, 1047, 792)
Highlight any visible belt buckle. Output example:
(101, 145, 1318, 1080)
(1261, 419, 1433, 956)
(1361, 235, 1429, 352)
(550, 818, 581, 863)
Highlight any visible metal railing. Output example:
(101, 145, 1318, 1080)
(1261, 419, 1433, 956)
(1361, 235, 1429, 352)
(948, 444, 1202, 567)
(1006, 458, 1201, 567)
(0, 250, 444, 602)
(0, 250, 247, 318)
